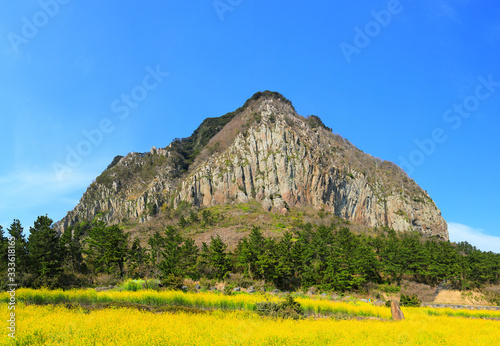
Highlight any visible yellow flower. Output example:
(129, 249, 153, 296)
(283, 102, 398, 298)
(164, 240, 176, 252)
(1, 289, 499, 345)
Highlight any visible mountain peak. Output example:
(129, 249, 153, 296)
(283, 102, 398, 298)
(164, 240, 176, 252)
(245, 90, 295, 110)
(57, 92, 448, 240)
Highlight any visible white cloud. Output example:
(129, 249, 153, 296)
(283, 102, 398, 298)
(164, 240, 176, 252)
(0, 167, 102, 232)
(448, 222, 500, 253)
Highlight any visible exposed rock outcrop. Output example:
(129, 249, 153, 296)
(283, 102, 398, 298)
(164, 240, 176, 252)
(391, 300, 405, 321)
(56, 91, 448, 240)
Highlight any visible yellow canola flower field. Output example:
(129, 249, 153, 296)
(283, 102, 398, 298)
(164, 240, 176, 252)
(0, 288, 394, 318)
(1, 303, 499, 346)
(1, 289, 499, 345)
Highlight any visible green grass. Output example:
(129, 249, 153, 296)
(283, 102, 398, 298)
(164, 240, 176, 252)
(119, 279, 160, 291)
(422, 307, 500, 319)
(0, 288, 392, 319)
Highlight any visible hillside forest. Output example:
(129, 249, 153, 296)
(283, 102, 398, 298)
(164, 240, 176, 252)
(1, 213, 499, 296)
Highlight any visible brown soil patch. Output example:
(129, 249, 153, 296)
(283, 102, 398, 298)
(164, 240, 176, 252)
(399, 281, 437, 303)
(433, 290, 489, 306)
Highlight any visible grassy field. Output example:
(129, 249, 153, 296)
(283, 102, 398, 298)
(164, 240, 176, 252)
(0, 288, 393, 319)
(1, 289, 499, 345)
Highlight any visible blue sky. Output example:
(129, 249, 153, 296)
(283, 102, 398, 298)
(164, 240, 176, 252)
(1, 1, 499, 252)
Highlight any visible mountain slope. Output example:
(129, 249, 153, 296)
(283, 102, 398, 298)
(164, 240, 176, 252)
(56, 91, 448, 240)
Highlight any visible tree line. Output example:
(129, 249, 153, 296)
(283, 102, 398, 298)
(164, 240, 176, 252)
(1, 215, 499, 291)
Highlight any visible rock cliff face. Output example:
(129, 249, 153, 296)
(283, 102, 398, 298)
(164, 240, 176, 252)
(56, 91, 448, 240)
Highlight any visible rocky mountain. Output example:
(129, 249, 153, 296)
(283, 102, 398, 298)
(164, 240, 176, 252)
(56, 91, 448, 240)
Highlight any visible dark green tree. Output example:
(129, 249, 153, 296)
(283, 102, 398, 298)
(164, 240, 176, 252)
(290, 224, 315, 288)
(456, 241, 477, 255)
(189, 211, 200, 224)
(83, 222, 130, 277)
(273, 231, 296, 290)
(27, 215, 63, 287)
(180, 237, 199, 279)
(7, 220, 28, 274)
(236, 226, 266, 279)
(464, 249, 497, 288)
(128, 237, 148, 279)
(0, 226, 8, 280)
(201, 209, 214, 227)
(197, 242, 211, 278)
(399, 232, 430, 282)
(321, 227, 379, 291)
(254, 237, 279, 283)
(178, 215, 188, 228)
(148, 231, 165, 270)
(208, 234, 230, 280)
(158, 226, 184, 278)
(60, 222, 89, 273)
(425, 240, 462, 287)
(380, 229, 404, 284)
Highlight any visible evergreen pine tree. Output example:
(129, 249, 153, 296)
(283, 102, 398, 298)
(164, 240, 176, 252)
(83, 221, 129, 277)
(208, 234, 230, 280)
(27, 215, 62, 288)
(128, 237, 147, 279)
(7, 220, 28, 274)
(0, 226, 8, 281)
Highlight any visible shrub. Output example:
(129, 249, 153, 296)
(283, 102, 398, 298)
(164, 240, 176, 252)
(378, 284, 401, 293)
(178, 215, 188, 228)
(147, 203, 156, 216)
(224, 273, 253, 289)
(95, 273, 121, 287)
(306, 115, 332, 132)
(255, 294, 303, 319)
(121, 279, 142, 292)
(160, 275, 184, 290)
(253, 112, 262, 123)
(119, 279, 160, 291)
(189, 211, 200, 223)
(143, 279, 160, 290)
(400, 294, 421, 307)
(200, 277, 217, 290)
(223, 284, 234, 296)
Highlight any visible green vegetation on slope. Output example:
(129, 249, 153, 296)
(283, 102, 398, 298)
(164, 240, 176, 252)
(169, 90, 294, 167)
(93, 91, 294, 190)
(1, 215, 499, 299)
